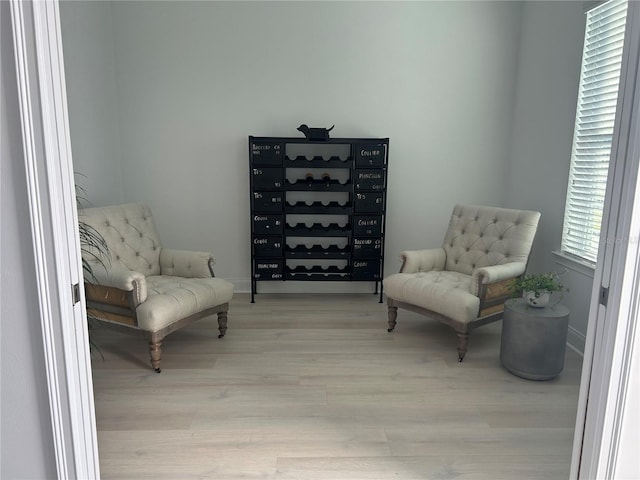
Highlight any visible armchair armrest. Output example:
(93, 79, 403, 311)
(399, 248, 446, 274)
(85, 262, 147, 305)
(471, 262, 526, 296)
(159, 248, 215, 278)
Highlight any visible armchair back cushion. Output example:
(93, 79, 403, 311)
(83, 203, 162, 275)
(443, 204, 540, 275)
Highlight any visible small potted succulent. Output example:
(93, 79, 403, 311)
(510, 272, 567, 308)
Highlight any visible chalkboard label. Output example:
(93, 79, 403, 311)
(252, 168, 282, 190)
(353, 215, 383, 236)
(354, 192, 384, 212)
(254, 259, 284, 279)
(251, 142, 283, 165)
(252, 192, 284, 212)
(355, 144, 385, 167)
(354, 169, 385, 191)
(352, 259, 381, 280)
(252, 214, 283, 235)
(253, 237, 283, 257)
(352, 237, 383, 258)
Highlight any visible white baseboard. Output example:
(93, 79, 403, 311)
(567, 325, 586, 356)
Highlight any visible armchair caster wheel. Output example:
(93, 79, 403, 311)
(155, 368, 161, 373)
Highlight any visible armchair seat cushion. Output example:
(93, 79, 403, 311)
(138, 275, 234, 331)
(384, 271, 479, 325)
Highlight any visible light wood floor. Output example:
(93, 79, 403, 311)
(90, 293, 583, 480)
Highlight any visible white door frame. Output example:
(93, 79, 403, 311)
(10, 0, 99, 478)
(571, 1, 640, 478)
(10, 0, 639, 478)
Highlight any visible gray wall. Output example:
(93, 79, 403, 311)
(506, 0, 591, 352)
(1, 1, 58, 477)
(60, 0, 523, 290)
(61, 0, 125, 207)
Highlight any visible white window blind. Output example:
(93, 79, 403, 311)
(561, 0, 628, 264)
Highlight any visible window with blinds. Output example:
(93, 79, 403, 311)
(561, 0, 628, 265)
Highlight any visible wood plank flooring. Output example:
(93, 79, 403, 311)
(90, 293, 582, 479)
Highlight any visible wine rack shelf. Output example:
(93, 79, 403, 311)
(285, 201, 352, 215)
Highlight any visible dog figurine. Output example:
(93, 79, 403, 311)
(297, 124, 334, 141)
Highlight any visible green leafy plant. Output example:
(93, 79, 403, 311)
(76, 179, 110, 279)
(76, 177, 110, 357)
(78, 220, 109, 282)
(510, 272, 567, 297)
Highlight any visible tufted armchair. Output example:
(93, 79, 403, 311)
(383, 204, 540, 361)
(80, 203, 234, 372)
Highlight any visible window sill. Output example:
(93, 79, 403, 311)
(552, 250, 596, 278)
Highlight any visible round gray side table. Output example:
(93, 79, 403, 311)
(500, 298, 570, 380)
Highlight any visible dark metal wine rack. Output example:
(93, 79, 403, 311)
(249, 135, 389, 302)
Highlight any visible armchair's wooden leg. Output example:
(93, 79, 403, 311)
(387, 305, 398, 332)
(149, 341, 162, 373)
(217, 311, 228, 339)
(456, 331, 469, 362)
